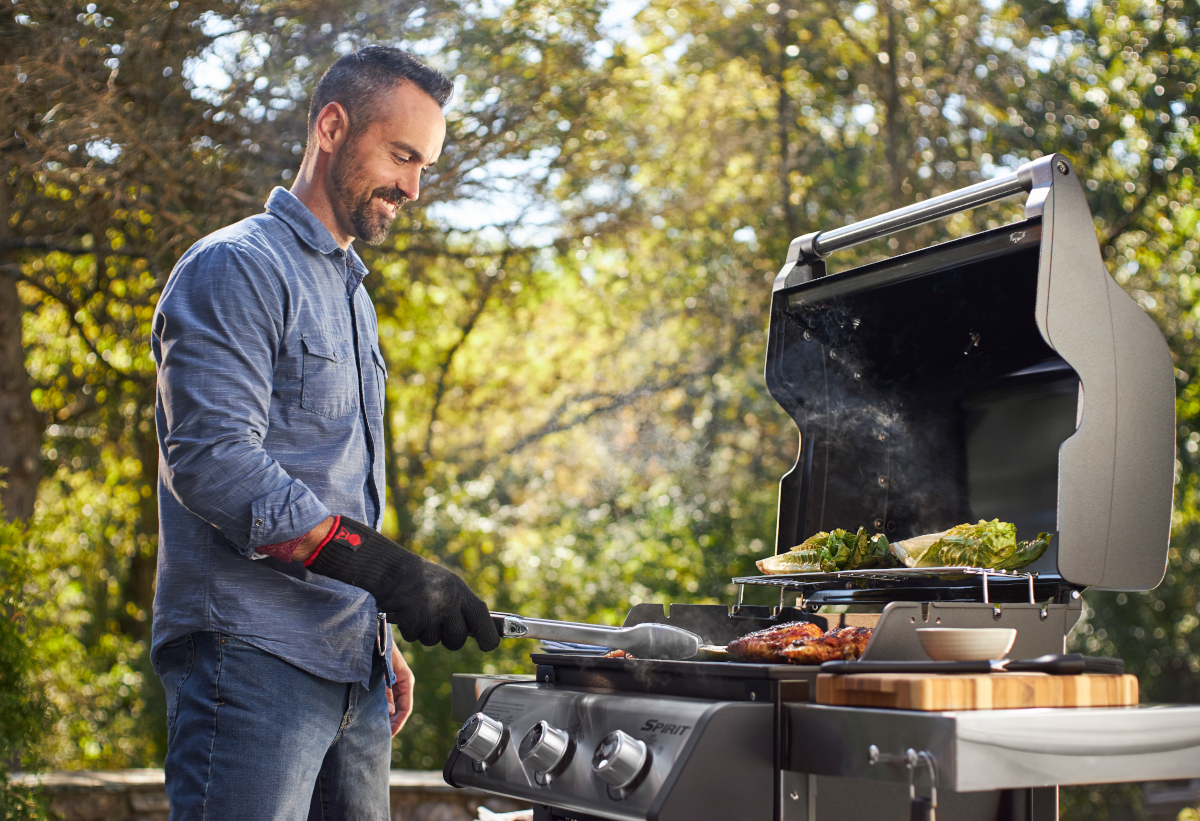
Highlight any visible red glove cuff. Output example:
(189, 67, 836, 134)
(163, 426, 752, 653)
(303, 516, 342, 567)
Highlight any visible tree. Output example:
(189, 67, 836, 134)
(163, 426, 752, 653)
(0, 496, 48, 820)
(3, 0, 348, 765)
(2, 0, 625, 768)
(1027, 0, 1200, 706)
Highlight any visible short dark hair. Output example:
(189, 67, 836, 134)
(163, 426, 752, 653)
(307, 46, 453, 137)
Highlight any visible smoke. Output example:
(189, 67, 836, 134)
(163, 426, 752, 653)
(777, 298, 973, 542)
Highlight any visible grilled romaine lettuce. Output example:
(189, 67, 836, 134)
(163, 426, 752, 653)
(756, 527, 895, 575)
(757, 519, 1052, 574)
(889, 519, 1051, 570)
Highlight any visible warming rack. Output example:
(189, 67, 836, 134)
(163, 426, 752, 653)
(732, 566, 1077, 608)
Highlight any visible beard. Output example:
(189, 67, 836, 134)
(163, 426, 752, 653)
(330, 142, 406, 246)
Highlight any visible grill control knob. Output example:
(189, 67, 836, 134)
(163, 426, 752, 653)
(518, 721, 572, 778)
(592, 730, 649, 790)
(456, 713, 506, 765)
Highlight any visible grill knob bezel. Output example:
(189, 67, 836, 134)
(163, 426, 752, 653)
(591, 729, 650, 792)
(455, 712, 507, 767)
(518, 720, 573, 782)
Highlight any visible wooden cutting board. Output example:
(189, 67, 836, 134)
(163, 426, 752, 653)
(816, 672, 1139, 711)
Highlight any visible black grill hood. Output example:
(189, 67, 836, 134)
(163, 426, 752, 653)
(764, 155, 1175, 592)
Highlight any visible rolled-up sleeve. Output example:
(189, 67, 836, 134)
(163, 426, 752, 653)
(153, 241, 330, 554)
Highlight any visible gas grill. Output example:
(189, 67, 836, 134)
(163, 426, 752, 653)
(442, 154, 1200, 820)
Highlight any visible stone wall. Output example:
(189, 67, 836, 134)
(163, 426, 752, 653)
(9, 769, 529, 821)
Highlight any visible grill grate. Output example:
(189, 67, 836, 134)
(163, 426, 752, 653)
(731, 567, 1079, 607)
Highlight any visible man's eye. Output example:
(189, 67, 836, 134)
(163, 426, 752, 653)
(393, 154, 411, 163)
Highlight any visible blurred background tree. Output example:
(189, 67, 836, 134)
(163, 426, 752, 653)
(0, 492, 48, 820)
(1, 0, 1197, 815)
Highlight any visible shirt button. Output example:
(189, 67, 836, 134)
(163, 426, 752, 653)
(254, 518, 264, 527)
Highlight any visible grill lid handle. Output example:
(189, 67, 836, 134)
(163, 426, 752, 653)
(791, 159, 1049, 263)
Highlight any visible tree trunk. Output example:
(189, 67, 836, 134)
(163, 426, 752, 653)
(0, 178, 43, 522)
(117, 421, 160, 639)
(881, 0, 906, 212)
(774, 0, 799, 239)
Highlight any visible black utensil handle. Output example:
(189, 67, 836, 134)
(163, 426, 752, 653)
(819, 656, 1125, 676)
(821, 660, 993, 675)
(1083, 656, 1125, 675)
(1004, 654, 1085, 674)
(1001, 654, 1125, 675)
(910, 796, 935, 821)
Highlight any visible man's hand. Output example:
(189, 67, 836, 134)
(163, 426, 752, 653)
(386, 643, 414, 736)
(305, 516, 501, 652)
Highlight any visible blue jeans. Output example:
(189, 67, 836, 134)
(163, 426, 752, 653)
(158, 632, 391, 821)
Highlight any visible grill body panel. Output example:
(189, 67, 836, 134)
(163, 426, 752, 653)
(444, 682, 774, 821)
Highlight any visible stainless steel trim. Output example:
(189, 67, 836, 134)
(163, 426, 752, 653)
(735, 565, 1037, 582)
(494, 614, 702, 660)
(456, 712, 507, 765)
(732, 566, 1039, 601)
(592, 729, 650, 789)
(1024, 154, 1176, 590)
(788, 704, 1200, 792)
(859, 601, 1080, 662)
(956, 715, 1200, 756)
(797, 168, 1030, 260)
(519, 720, 572, 779)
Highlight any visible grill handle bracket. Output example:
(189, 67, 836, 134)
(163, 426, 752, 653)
(869, 746, 939, 820)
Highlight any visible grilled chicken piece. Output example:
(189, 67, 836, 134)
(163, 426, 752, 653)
(780, 626, 873, 664)
(727, 621, 824, 662)
(603, 649, 635, 659)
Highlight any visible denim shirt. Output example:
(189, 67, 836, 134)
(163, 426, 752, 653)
(151, 187, 392, 687)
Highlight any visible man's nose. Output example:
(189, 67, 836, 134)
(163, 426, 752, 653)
(397, 167, 421, 202)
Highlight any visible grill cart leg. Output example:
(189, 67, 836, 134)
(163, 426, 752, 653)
(778, 770, 816, 820)
(997, 787, 1060, 821)
(1029, 787, 1059, 821)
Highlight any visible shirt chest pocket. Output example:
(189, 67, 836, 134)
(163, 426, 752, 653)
(301, 334, 358, 418)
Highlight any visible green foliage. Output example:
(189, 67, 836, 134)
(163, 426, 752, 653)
(1071, 524, 1200, 703)
(1061, 783, 1152, 821)
(0, 501, 49, 819)
(25, 475, 155, 767)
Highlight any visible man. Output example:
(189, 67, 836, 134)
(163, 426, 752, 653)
(151, 46, 500, 820)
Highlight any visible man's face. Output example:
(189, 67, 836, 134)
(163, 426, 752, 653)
(329, 80, 446, 246)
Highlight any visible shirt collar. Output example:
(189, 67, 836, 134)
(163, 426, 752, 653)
(264, 187, 369, 283)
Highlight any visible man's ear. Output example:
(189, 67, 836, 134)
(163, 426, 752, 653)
(314, 102, 351, 154)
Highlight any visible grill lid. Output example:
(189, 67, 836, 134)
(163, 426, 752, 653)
(764, 155, 1174, 592)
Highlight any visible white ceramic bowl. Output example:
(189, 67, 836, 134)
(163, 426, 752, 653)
(916, 628, 1017, 661)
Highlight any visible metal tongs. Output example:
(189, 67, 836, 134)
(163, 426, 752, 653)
(491, 613, 703, 660)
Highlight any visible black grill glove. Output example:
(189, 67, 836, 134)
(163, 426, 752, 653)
(306, 516, 500, 652)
